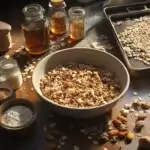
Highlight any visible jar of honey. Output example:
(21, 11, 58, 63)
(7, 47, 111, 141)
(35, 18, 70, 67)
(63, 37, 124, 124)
(22, 4, 49, 55)
(68, 7, 85, 41)
(49, 0, 67, 35)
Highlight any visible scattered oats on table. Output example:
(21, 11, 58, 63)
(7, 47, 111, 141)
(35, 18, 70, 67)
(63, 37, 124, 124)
(116, 16, 150, 65)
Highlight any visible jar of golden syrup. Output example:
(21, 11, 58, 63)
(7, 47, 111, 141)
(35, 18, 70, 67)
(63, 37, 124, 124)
(22, 4, 49, 55)
(49, 0, 67, 35)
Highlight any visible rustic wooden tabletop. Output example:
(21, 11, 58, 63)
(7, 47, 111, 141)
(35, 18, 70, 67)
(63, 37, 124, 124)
(0, 0, 150, 150)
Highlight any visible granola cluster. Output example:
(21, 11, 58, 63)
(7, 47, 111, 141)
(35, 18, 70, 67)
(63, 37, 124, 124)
(40, 63, 120, 108)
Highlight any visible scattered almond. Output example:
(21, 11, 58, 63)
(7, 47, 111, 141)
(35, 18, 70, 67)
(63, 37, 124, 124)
(137, 114, 147, 120)
(112, 119, 122, 127)
(108, 129, 119, 137)
(119, 131, 128, 138)
(117, 115, 128, 123)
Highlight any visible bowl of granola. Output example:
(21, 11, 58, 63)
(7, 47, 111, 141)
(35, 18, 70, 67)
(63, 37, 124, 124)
(32, 47, 130, 118)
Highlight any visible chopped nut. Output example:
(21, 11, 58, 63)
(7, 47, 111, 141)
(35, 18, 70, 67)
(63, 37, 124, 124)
(120, 108, 129, 117)
(135, 120, 145, 131)
(124, 104, 131, 109)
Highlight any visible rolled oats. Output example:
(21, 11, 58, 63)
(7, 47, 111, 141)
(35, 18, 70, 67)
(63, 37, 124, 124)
(40, 63, 120, 108)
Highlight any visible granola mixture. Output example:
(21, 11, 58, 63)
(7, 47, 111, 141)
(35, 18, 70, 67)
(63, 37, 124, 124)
(40, 63, 120, 108)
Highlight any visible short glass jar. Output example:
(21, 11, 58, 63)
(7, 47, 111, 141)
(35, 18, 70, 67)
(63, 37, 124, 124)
(22, 4, 49, 55)
(0, 57, 23, 90)
(68, 7, 86, 40)
(49, 0, 67, 35)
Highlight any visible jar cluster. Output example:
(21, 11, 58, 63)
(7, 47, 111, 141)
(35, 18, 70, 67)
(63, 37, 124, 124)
(22, 0, 86, 55)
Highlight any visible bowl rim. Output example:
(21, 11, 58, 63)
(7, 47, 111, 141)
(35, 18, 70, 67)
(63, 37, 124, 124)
(32, 47, 130, 110)
(0, 98, 37, 130)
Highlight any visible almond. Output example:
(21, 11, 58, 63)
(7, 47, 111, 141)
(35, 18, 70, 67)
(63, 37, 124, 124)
(137, 114, 147, 120)
(117, 115, 128, 123)
(112, 119, 122, 127)
(108, 129, 119, 136)
(119, 131, 129, 138)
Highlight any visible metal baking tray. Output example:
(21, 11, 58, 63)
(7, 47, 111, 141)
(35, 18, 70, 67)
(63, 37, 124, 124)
(103, 2, 150, 76)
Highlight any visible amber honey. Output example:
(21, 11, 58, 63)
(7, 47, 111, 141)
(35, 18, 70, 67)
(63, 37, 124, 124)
(69, 19, 85, 40)
(23, 26, 49, 55)
(50, 12, 67, 35)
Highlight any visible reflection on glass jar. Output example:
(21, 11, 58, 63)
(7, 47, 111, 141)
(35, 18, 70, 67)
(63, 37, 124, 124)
(22, 4, 50, 55)
(68, 7, 85, 41)
(49, 0, 67, 35)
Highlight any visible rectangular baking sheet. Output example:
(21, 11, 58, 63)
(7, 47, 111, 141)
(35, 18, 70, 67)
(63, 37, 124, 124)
(103, 2, 150, 75)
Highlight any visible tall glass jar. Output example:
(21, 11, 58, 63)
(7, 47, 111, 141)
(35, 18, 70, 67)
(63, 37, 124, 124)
(22, 4, 49, 55)
(49, 0, 67, 35)
(68, 7, 85, 41)
(0, 57, 23, 90)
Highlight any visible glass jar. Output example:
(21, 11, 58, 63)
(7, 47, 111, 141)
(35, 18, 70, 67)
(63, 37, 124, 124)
(0, 57, 23, 90)
(49, 0, 67, 35)
(68, 7, 85, 40)
(22, 4, 49, 55)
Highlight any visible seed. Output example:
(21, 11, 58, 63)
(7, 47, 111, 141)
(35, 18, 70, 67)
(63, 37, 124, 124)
(138, 97, 143, 101)
(133, 92, 138, 96)
(126, 132, 134, 142)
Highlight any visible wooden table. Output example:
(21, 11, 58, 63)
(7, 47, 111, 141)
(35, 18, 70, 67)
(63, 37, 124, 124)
(0, 0, 150, 150)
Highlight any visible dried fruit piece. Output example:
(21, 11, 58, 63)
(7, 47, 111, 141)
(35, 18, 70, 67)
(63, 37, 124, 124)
(108, 129, 119, 136)
(139, 136, 150, 149)
(117, 115, 128, 123)
(137, 114, 147, 120)
(126, 132, 134, 142)
(112, 119, 122, 127)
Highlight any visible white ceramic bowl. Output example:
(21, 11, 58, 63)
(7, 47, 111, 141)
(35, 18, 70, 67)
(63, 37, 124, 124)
(32, 47, 130, 118)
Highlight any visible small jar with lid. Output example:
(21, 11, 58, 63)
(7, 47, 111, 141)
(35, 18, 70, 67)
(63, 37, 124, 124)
(68, 7, 86, 41)
(49, 0, 67, 35)
(22, 4, 49, 55)
(0, 57, 23, 90)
